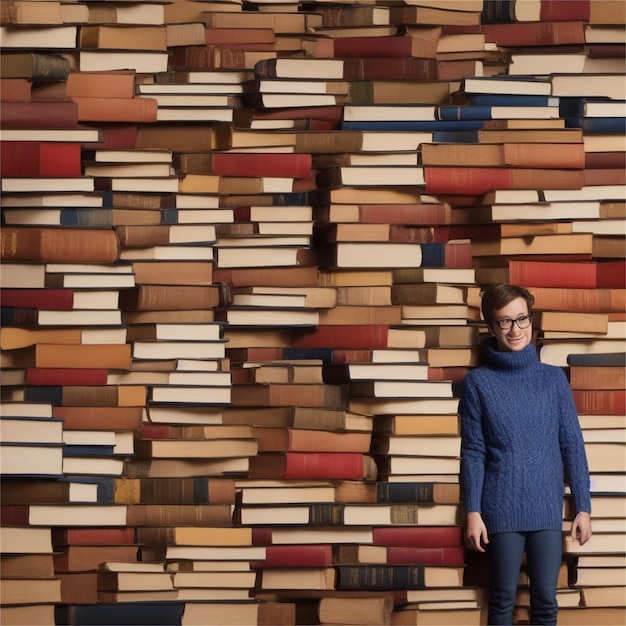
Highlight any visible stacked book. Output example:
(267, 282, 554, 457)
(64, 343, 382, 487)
(1, 0, 624, 624)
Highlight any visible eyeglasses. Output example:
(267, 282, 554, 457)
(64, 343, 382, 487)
(492, 314, 532, 331)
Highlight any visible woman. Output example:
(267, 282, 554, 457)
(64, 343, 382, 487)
(460, 284, 592, 625)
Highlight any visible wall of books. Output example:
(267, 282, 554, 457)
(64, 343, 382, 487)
(1, 0, 624, 624)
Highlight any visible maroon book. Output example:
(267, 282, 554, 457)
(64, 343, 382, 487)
(1, 289, 74, 310)
(1, 141, 82, 177)
(373, 526, 462, 547)
(0, 101, 78, 129)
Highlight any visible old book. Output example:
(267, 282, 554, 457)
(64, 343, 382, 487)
(19, 344, 131, 370)
(55, 602, 183, 626)
(79, 24, 167, 51)
(223, 406, 372, 432)
(1, 227, 119, 263)
(391, 5, 482, 25)
(125, 504, 232, 527)
(334, 33, 438, 59)
(258, 567, 336, 591)
(135, 438, 257, 460)
(254, 428, 371, 453)
(425, 167, 585, 196)
(0, 578, 61, 605)
(392, 603, 481, 625)
(231, 382, 343, 408)
(0, 51, 70, 79)
(375, 414, 459, 437)
(349, 380, 454, 399)
(318, 596, 394, 624)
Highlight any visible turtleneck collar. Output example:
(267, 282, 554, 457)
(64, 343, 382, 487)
(482, 336, 539, 372)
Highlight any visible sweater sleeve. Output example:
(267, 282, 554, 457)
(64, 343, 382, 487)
(556, 369, 592, 515)
(460, 375, 486, 514)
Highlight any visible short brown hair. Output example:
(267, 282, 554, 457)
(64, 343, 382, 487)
(481, 284, 534, 325)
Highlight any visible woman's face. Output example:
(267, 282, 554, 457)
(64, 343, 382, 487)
(488, 296, 533, 352)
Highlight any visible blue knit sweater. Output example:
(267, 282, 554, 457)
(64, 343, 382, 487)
(460, 338, 591, 534)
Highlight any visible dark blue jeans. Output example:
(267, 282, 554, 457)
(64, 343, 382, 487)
(487, 530, 563, 626)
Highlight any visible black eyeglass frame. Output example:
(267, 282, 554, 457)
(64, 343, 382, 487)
(490, 314, 533, 331)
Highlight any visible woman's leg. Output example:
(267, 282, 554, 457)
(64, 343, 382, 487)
(525, 529, 562, 625)
(487, 532, 526, 625)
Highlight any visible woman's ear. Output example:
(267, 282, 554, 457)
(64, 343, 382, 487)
(486, 322, 496, 337)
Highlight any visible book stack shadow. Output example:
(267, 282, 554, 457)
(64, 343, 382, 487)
(1, 0, 624, 625)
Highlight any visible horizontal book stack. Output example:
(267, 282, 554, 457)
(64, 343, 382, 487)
(1, 0, 624, 624)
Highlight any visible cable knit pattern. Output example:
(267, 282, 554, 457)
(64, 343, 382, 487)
(460, 338, 591, 534)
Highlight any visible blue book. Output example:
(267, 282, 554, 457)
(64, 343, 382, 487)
(63, 445, 116, 456)
(341, 120, 483, 131)
(419, 243, 446, 268)
(270, 191, 313, 205)
(566, 117, 626, 133)
(162, 207, 178, 224)
(481, 0, 516, 23)
(567, 352, 626, 367)
(23, 386, 63, 405)
(283, 347, 334, 363)
(466, 94, 560, 107)
(60, 208, 114, 227)
(432, 130, 478, 143)
(56, 601, 184, 626)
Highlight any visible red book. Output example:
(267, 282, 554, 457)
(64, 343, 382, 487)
(96, 123, 138, 150)
(0, 101, 79, 129)
(584, 168, 626, 187)
(386, 546, 465, 566)
(248, 452, 377, 481)
(291, 325, 389, 350)
(541, 0, 589, 21)
(26, 368, 108, 386)
(572, 390, 625, 416)
(1, 289, 74, 310)
(252, 545, 333, 568)
(478, 21, 586, 46)
(596, 260, 626, 289)
(584, 152, 626, 169)
(52, 527, 136, 546)
(139, 423, 176, 439)
(343, 57, 438, 80)
(333, 35, 437, 59)
(0, 505, 30, 525)
(424, 168, 583, 195)
(359, 203, 451, 225)
(252, 527, 273, 545)
(508, 260, 598, 289)
(587, 44, 626, 58)
(444, 240, 472, 268)
(1, 142, 82, 177)
(428, 366, 469, 384)
(211, 153, 312, 178)
(373, 526, 462, 548)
